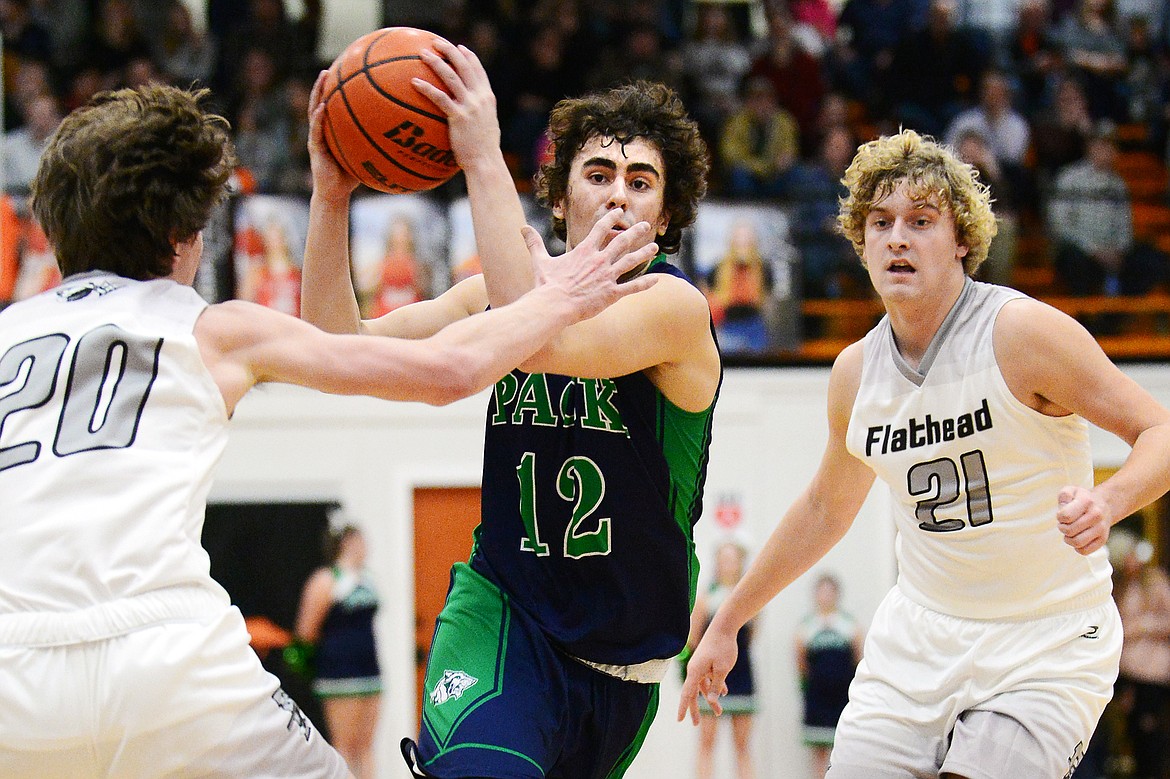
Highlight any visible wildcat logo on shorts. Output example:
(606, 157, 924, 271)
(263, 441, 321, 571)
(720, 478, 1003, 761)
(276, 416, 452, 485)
(1064, 741, 1086, 779)
(271, 688, 312, 742)
(429, 669, 479, 706)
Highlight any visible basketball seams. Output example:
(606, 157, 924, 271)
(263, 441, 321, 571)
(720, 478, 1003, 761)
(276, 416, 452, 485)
(321, 26, 460, 193)
(357, 60, 448, 126)
(357, 27, 447, 125)
(326, 84, 443, 186)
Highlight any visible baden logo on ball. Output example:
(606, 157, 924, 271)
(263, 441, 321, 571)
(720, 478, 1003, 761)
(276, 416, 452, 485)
(321, 27, 461, 194)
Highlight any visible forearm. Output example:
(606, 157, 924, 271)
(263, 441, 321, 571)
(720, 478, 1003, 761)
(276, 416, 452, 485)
(1099, 422, 1170, 523)
(709, 493, 850, 636)
(463, 152, 535, 308)
(428, 284, 576, 398)
(301, 190, 362, 334)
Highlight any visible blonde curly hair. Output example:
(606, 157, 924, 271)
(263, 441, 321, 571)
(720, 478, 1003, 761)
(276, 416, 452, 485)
(837, 129, 997, 276)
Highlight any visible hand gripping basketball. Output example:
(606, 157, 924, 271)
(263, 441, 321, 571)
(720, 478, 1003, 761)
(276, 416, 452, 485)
(320, 27, 461, 193)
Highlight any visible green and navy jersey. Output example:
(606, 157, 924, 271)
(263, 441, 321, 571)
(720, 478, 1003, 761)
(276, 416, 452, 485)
(470, 259, 720, 667)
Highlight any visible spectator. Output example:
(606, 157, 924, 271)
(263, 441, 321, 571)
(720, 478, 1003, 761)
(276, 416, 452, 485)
(152, 0, 216, 87)
(2, 92, 62, 194)
(719, 75, 801, 199)
(832, 0, 928, 110)
(214, 0, 320, 99)
(954, 128, 1020, 287)
(952, 0, 1026, 61)
(1119, 15, 1167, 152)
(795, 573, 863, 779)
(1032, 73, 1095, 183)
(946, 70, 1032, 168)
(1114, 0, 1166, 49)
(681, 3, 752, 146)
(0, 0, 52, 69)
(272, 73, 315, 194)
(33, 0, 91, 75)
(505, 23, 581, 180)
(1002, 0, 1061, 112)
(788, 125, 871, 299)
(2, 56, 52, 132)
(812, 91, 855, 140)
(120, 55, 166, 89)
(686, 541, 758, 779)
(887, 0, 989, 138)
(79, 0, 155, 92)
(1111, 529, 1170, 779)
(1050, 0, 1128, 120)
(789, 0, 841, 55)
(1047, 121, 1162, 300)
(293, 524, 383, 779)
(229, 47, 289, 192)
(62, 65, 105, 114)
(588, 20, 682, 92)
(945, 69, 1034, 214)
(748, 5, 828, 151)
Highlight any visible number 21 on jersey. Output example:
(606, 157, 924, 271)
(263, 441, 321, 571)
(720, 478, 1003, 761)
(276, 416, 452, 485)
(910, 449, 994, 532)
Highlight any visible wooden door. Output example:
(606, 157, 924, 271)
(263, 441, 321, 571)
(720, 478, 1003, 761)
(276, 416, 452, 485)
(412, 486, 481, 725)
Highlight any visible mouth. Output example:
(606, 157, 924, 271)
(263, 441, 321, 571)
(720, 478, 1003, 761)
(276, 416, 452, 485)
(887, 259, 916, 274)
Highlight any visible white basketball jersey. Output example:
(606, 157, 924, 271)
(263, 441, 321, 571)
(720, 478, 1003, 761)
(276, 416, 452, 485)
(0, 273, 232, 642)
(845, 279, 1112, 619)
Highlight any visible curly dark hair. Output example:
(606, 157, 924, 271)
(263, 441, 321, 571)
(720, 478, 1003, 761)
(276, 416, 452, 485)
(534, 81, 710, 255)
(31, 84, 236, 281)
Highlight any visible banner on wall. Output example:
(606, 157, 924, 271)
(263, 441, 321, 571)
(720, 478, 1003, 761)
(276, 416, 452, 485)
(691, 200, 802, 355)
(351, 193, 450, 317)
(232, 194, 311, 317)
(0, 195, 60, 307)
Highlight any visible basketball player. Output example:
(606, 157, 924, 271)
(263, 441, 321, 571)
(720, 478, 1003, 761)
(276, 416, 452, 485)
(300, 42, 721, 779)
(679, 129, 1170, 778)
(0, 83, 658, 777)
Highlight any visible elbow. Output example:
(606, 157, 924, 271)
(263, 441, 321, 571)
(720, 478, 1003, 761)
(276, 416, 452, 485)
(422, 348, 486, 405)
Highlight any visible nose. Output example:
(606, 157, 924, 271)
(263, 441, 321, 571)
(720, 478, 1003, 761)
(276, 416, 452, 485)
(606, 179, 629, 210)
(887, 218, 910, 251)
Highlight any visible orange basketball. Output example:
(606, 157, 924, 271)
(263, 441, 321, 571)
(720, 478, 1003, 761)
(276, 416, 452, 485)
(321, 27, 459, 193)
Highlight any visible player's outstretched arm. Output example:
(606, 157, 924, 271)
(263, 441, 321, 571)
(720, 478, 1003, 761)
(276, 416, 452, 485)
(678, 344, 876, 724)
(199, 219, 659, 412)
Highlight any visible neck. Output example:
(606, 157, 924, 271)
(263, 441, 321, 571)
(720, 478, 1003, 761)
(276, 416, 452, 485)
(886, 281, 965, 369)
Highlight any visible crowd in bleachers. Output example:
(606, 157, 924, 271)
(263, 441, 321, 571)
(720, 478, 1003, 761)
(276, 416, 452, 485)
(4, 0, 1170, 341)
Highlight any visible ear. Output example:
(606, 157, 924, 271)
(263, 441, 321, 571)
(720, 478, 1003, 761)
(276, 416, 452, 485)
(956, 244, 969, 260)
(552, 200, 565, 221)
(655, 209, 671, 238)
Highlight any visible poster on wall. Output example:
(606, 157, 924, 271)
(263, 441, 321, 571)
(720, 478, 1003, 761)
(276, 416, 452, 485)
(447, 194, 557, 286)
(350, 193, 450, 317)
(0, 195, 60, 308)
(233, 194, 311, 316)
(690, 200, 801, 355)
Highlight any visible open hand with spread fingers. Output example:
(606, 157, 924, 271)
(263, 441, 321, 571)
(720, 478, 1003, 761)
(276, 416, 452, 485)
(525, 208, 660, 323)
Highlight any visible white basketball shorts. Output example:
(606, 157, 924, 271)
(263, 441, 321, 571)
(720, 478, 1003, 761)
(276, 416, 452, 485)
(0, 605, 349, 778)
(827, 586, 1121, 779)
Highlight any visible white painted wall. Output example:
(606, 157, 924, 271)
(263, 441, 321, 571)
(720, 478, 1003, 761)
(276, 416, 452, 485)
(209, 363, 1170, 778)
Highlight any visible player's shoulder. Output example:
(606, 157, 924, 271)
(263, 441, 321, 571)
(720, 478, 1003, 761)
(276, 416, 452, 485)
(641, 269, 711, 316)
(993, 295, 1092, 356)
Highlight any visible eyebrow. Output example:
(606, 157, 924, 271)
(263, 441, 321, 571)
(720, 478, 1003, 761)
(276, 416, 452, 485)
(869, 200, 941, 216)
(581, 157, 662, 179)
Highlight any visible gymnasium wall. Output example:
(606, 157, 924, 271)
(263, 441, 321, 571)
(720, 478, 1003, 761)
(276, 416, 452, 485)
(209, 363, 1170, 778)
